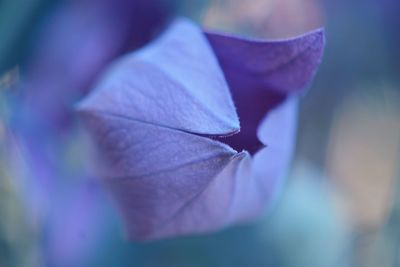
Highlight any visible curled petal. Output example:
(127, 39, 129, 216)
(206, 28, 325, 94)
(206, 28, 325, 153)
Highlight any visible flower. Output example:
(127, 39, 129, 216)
(78, 18, 325, 240)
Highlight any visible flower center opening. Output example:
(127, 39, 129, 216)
(215, 88, 286, 155)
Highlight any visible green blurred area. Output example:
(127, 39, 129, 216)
(0, 82, 41, 266)
(0, 0, 56, 74)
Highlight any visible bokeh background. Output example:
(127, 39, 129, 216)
(0, 0, 399, 266)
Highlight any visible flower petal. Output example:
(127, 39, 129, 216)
(147, 98, 299, 239)
(79, 18, 239, 136)
(205, 28, 325, 94)
(146, 151, 253, 239)
(205, 29, 324, 153)
(253, 97, 299, 195)
(78, 110, 237, 239)
(79, 98, 299, 241)
(79, 111, 236, 178)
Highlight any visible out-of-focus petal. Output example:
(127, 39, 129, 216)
(45, 180, 109, 267)
(18, 0, 173, 132)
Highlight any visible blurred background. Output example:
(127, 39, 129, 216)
(0, 0, 399, 266)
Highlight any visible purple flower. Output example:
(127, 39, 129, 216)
(78, 18, 325, 241)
